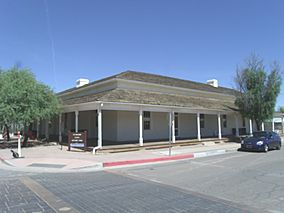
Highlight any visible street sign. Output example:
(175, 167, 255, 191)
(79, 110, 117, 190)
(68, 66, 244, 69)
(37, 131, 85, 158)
(68, 131, 87, 151)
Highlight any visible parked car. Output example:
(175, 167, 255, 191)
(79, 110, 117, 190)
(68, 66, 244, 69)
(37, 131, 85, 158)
(241, 131, 282, 152)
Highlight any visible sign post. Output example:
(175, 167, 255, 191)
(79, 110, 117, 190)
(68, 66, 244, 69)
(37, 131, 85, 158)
(17, 131, 22, 158)
(68, 131, 87, 151)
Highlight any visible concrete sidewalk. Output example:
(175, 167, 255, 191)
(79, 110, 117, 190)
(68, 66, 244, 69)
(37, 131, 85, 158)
(0, 142, 240, 173)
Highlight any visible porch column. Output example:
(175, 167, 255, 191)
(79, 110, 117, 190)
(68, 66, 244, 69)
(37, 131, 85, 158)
(75, 110, 79, 132)
(97, 108, 102, 148)
(169, 112, 172, 142)
(272, 118, 275, 132)
(249, 119, 253, 135)
(235, 115, 239, 136)
(172, 112, 175, 143)
(217, 113, 222, 139)
(139, 110, 143, 146)
(59, 113, 62, 143)
(45, 120, 49, 140)
(261, 122, 264, 131)
(197, 112, 201, 141)
(36, 120, 40, 139)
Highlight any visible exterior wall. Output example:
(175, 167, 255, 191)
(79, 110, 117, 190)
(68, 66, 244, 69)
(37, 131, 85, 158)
(78, 110, 96, 139)
(200, 114, 218, 137)
(65, 112, 75, 133)
(222, 114, 234, 136)
(117, 111, 169, 142)
(143, 112, 168, 141)
(47, 110, 252, 143)
(102, 110, 118, 142)
(178, 113, 197, 138)
(117, 111, 138, 142)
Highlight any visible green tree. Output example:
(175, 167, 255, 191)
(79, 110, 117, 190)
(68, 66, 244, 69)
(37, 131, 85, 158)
(235, 55, 282, 130)
(0, 66, 60, 129)
(279, 106, 284, 113)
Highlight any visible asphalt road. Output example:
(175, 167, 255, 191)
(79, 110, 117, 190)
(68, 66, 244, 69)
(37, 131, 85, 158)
(1, 148, 284, 213)
(115, 148, 284, 213)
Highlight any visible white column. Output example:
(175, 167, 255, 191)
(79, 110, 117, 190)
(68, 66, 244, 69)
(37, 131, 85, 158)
(272, 118, 275, 132)
(36, 120, 40, 139)
(17, 131, 22, 158)
(75, 110, 79, 132)
(172, 112, 175, 143)
(261, 122, 264, 131)
(97, 108, 102, 148)
(169, 112, 172, 142)
(59, 114, 62, 142)
(139, 110, 143, 146)
(197, 112, 201, 141)
(235, 115, 239, 136)
(45, 120, 49, 140)
(217, 113, 222, 139)
(249, 119, 253, 135)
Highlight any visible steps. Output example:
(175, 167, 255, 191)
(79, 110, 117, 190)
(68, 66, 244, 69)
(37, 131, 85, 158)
(96, 138, 229, 154)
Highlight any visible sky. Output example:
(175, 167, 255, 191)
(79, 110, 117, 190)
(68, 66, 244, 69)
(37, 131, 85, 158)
(0, 0, 283, 107)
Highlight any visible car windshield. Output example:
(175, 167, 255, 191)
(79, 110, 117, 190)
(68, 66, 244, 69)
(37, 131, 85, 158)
(253, 132, 268, 138)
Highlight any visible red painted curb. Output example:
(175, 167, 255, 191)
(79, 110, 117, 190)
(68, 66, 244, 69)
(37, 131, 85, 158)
(103, 153, 194, 167)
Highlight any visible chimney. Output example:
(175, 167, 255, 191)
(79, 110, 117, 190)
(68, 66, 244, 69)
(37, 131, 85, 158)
(76, 78, 89, 88)
(206, 79, 218, 88)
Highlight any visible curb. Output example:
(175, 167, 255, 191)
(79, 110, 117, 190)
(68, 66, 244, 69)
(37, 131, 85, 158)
(103, 149, 228, 168)
(103, 153, 194, 167)
(0, 148, 235, 172)
(0, 156, 15, 167)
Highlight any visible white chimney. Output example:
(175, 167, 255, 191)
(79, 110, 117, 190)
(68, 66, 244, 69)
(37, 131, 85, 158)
(207, 79, 218, 87)
(76, 78, 89, 88)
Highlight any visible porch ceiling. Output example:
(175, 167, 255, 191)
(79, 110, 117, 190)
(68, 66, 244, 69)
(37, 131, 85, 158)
(61, 89, 238, 112)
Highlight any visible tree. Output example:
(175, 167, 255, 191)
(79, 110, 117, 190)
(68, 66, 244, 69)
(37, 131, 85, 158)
(235, 55, 282, 130)
(279, 106, 284, 113)
(0, 66, 60, 133)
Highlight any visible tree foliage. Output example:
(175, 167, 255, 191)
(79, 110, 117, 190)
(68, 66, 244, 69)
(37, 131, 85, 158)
(279, 106, 284, 113)
(235, 55, 282, 130)
(0, 66, 60, 126)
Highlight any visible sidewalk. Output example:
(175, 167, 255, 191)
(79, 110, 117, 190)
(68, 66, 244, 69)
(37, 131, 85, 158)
(0, 142, 240, 173)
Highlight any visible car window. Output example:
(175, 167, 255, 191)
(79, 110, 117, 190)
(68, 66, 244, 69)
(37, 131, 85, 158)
(253, 132, 268, 138)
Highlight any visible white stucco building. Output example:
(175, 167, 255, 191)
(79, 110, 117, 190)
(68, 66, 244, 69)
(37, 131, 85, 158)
(39, 71, 261, 148)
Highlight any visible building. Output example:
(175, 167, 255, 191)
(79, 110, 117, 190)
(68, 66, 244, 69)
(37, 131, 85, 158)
(39, 71, 260, 148)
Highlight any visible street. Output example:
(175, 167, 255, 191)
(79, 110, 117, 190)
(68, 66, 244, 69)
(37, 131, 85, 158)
(1, 149, 284, 212)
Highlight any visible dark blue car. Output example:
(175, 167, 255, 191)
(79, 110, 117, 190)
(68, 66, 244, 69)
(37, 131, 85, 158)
(241, 131, 282, 152)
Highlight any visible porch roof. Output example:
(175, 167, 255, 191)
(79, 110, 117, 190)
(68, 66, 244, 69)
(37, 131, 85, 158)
(62, 89, 238, 112)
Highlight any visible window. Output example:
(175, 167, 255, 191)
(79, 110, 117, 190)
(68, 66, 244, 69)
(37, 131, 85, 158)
(242, 117, 246, 127)
(222, 115, 227, 128)
(143, 111, 151, 130)
(200, 114, 205, 128)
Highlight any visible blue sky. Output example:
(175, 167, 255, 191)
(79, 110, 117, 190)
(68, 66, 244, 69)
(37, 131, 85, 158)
(0, 0, 283, 107)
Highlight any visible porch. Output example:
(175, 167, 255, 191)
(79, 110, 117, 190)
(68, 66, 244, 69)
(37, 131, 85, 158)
(38, 101, 255, 152)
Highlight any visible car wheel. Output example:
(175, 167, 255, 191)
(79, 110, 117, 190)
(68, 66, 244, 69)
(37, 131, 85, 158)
(264, 144, 269, 152)
(276, 143, 281, 150)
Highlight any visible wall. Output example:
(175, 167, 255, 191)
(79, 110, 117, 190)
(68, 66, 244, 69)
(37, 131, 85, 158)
(200, 114, 218, 137)
(178, 113, 197, 138)
(117, 111, 139, 142)
(78, 110, 96, 139)
(102, 110, 118, 142)
(143, 112, 168, 141)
